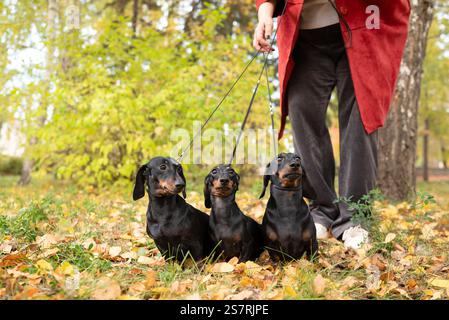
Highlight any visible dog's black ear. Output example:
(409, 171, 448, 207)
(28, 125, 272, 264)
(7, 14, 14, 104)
(133, 164, 149, 201)
(234, 172, 240, 191)
(259, 163, 271, 199)
(204, 174, 212, 209)
(299, 162, 309, 199)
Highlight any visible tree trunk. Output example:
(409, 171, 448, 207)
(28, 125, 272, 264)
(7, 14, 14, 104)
(378, 0, 434, 200)
(423, 117, 429, 181)
(19, 0, 59, 186)
(18, 137, 36, 185)
(131, 0, 139, 37)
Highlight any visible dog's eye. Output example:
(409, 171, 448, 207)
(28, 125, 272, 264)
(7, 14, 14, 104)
(211, 169, 218, 175)
(160, 164, 167, 170)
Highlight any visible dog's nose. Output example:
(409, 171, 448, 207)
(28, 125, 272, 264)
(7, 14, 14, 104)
(290, 162, 300, 168)
(220, 178, 229, 185)
(175, 183, 185, 189)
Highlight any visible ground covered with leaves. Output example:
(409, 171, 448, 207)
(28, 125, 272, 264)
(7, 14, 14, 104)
(1, 177, 448, 300)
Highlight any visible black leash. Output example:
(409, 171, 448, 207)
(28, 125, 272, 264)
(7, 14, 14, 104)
(265, 55, 277, 157)
(176, 50, 262, 162)
(228, 53, 270, 165)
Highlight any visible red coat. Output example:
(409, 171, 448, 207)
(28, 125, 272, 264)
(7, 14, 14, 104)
(255, 0, 411, 139)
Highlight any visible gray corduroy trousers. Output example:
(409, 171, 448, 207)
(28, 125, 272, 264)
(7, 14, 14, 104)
(287, 23, 378, 238)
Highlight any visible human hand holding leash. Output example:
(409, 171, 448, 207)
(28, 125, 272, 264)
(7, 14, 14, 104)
(253, 1, 276, 52)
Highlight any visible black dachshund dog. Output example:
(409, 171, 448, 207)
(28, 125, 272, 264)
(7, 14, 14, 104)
(204, 165, 264, 262)
(260, 153, 318, 261)
(133, 157, 213, 262)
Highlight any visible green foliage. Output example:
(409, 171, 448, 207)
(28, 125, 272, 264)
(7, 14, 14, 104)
(0, 215, 8, 235)
(411, 191, 437, 211)
(158, 263, 183, 285)
(0, 200, 49, 242)
(334, 189, 384, 237)
(0, 155, 23, 175)
(1, 1, 276, 187)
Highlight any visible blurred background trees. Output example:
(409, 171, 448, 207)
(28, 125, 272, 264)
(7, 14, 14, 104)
(0, 0, 448, 200)
(1, 0, 277, 188)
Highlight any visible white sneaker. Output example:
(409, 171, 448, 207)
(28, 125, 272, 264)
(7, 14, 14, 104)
(342, 226, 369, 249)
(315, 223, 329, 240)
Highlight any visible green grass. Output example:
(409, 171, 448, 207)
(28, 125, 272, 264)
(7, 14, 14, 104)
(0, 199, 50, 242)
(50, 243, 112, 273)
(417, 180, 449, 206)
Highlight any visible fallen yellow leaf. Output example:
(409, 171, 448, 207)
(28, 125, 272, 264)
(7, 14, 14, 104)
(239, 276, 253, 287)
(423, 289, 434, 297)
(151, 287, 170, 298)
(36, 259, 53, 274)
(117, 295, 140, 300)
(210, 262, 235, 273)
(283, 285, 297, 298)
(384, 233, 397, 243)
(428, 278, 449, 289)
(55, 261, 74, 276)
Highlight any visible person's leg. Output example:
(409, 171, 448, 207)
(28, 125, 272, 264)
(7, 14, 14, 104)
(331, 49, 378, 241)
(287, 25, 341, 233)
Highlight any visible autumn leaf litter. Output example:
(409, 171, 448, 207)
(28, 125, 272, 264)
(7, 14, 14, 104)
(0, 184, 448, 300)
